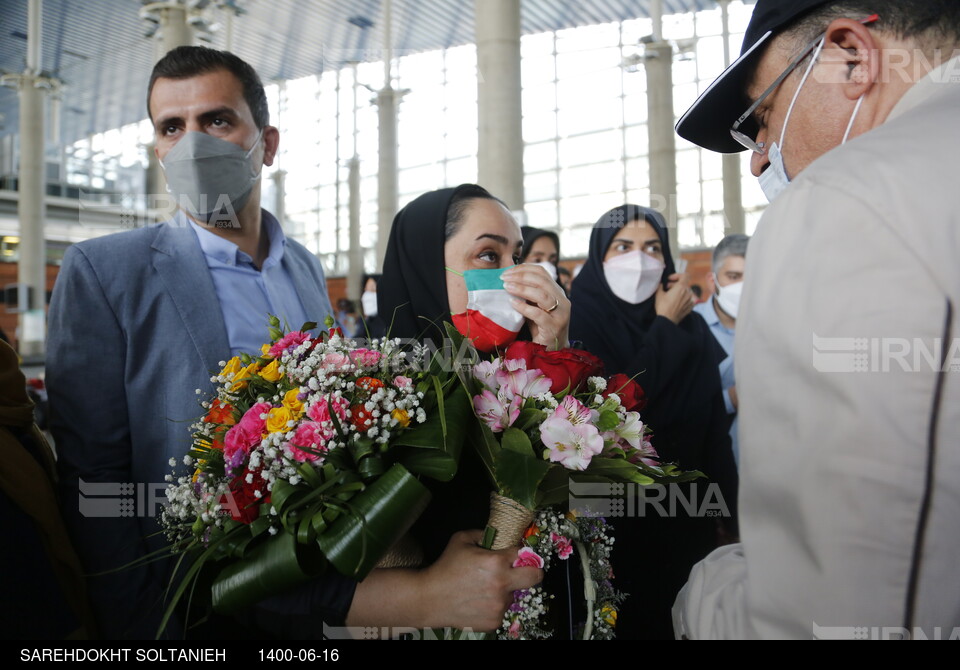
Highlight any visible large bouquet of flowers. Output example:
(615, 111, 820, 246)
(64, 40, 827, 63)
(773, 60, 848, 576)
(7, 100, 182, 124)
(458, 333, 703, 639)
(159, 316, 473, 634)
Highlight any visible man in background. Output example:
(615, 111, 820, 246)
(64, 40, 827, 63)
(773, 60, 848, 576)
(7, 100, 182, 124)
(694, 234, 748, 465)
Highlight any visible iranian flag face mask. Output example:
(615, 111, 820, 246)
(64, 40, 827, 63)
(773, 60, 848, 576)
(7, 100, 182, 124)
(447, 266, 525, 353)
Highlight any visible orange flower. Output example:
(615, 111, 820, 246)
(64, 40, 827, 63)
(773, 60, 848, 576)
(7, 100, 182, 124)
(356, 376, 385, 394)
(204, 399, 236, 426)
(350, 404, 373, 431)
(523, 524, 540, 540)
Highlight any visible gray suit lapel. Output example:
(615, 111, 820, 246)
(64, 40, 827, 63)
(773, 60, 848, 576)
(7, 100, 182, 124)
(151, 220, 231, 373)
(284, 243, 333, 328)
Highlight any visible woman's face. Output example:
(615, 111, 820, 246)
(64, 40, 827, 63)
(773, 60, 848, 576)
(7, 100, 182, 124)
(444, 198, 523, 314)
(603, 218, 664, 264)
(525, 236, 559, 265)
(363, 277, 377, 293)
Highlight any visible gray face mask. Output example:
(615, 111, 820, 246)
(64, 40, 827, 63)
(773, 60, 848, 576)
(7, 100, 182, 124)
(160, 130, 263, 224)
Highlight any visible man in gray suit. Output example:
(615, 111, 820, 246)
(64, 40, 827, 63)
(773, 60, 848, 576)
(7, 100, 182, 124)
(47, 46, 335, 638)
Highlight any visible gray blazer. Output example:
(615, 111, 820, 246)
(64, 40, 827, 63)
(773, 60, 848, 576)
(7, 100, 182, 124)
(47, 215, 334, 637)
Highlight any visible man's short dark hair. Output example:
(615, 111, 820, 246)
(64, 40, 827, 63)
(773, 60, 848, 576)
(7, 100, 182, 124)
(147, 45, 270, 129)
(783, 0, 960, 56)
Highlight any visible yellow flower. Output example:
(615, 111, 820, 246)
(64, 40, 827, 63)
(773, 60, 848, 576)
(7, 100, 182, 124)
(266, 406, 294, 434)
(566, 509, 579, 522)
(391, 409, 411, 428)
(601, 606, 617, 627)
(230, 362, 261, 391)
(260, 343, 273, 359)
(259, 359, 282, 383)
(282, 388, 304, 414)
(220, 356, 242, 377)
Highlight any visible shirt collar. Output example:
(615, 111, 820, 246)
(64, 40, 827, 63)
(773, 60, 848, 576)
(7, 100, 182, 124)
(697, 295, 721, 327)
(188, 209, 287, 269)
(888, 55, 960, 123)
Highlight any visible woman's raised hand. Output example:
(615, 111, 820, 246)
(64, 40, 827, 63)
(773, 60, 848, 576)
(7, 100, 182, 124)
(502, 264, 570, 350)
(655, 272, 696, 325)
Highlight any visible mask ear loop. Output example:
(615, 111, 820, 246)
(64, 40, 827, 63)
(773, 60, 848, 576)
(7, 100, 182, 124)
(842, 95, 865, 144)
(779, 36, 826, 150)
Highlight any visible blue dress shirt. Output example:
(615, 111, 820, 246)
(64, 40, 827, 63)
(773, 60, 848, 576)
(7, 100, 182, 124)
(189, 212, 310, 357)
(694, 296, 739, 465)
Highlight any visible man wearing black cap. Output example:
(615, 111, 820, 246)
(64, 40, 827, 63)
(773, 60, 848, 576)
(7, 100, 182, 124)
(672, 1, 960, 639)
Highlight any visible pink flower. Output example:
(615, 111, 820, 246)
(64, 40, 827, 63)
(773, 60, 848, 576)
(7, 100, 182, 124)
(474, 390, 522, 433)
(349, 348, 382, 369)
(512, 546, 544, 569)
(472, 359, 502, 390)
(320, 352, 352, 372)
(288, 421, 330, 462)
(393, 375, 413, 389)
(554, 395, 593, 426)
(495, 366, 552, 401)
(223, 401, 273, 466)
(627, 437, 660, 468)
(507, 618, 522, 639)
(268, 331, 310, 358)
(306, 395, 349, 425)
(551, 532, 573, 560)
(539, 405, 604, 471)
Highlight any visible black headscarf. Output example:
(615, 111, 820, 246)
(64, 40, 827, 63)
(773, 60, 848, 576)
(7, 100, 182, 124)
(377, 185, 496, 563)
(570, 204, 726, 447)
(519, 226, 560, 263)
(378, 188, 460, 345)
(569, 205, 738, 639)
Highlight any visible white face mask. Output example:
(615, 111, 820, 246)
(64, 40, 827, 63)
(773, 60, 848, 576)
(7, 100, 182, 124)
(715, 279, 743, 320)
(604, 250, 665, 304)
(532, 261, 558, 281)
(360, 291, 378, 317)
(759, 37, 866, 203)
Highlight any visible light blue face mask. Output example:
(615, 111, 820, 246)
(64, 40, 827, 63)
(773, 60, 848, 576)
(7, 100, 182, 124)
(758, 36, 825, 203)
(758, 36, 866, 203)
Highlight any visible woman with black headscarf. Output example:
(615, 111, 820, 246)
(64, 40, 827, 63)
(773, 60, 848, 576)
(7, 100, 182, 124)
(569, 205, 738, 640)
(379, 185, 571, 558)
(378, 184, 585, 634)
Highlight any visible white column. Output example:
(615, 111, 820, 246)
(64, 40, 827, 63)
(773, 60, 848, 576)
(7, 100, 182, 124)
(375, 0, 399, 269)
(645, 41, 678, 258)
(475, 0, 524, 210)
(719, 0, 745, 235)
(146, 2, 194, 210)
(347, 157, 362, 301)
(17, 0, 47, 357)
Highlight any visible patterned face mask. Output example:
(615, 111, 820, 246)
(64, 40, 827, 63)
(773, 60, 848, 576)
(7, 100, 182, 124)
(447, 266, 525, 353)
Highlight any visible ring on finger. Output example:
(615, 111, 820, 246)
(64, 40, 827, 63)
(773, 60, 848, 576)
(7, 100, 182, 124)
(545, 297, 560, 313)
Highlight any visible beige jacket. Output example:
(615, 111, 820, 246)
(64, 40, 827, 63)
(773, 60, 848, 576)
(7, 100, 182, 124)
(674, 57, 960, 639)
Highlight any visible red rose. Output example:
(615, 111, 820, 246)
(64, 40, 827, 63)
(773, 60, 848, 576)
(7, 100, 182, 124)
(225, 465, 270, 524)
(604, 374, 646, 412)
(503, 341, 604, 395)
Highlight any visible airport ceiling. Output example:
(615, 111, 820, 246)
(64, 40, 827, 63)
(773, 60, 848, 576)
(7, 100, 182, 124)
(0, 0, 739, 146)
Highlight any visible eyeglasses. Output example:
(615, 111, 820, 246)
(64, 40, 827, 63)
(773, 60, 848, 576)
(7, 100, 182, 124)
(730, 14, 880, 154)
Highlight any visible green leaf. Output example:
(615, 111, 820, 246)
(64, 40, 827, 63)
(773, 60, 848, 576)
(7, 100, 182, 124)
(494, 447, 551, 512)
(317, 464, 432, 580)
(581, 459, 656, 485)
(501, 426, 535, 457)
(515, 407, 548, 432)
(300, 321, 318, 332)
(596, 409, 620, 432)
(211, 530, 328, 614)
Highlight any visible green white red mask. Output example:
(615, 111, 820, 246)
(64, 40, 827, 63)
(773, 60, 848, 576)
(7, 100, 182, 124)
(448, 266, 525, 353)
